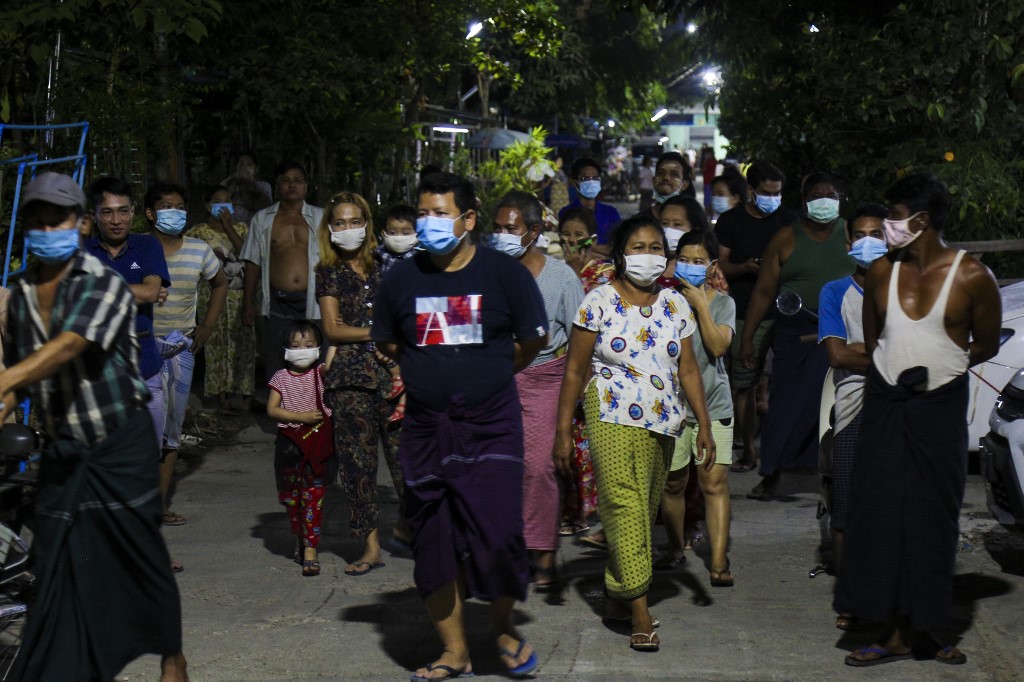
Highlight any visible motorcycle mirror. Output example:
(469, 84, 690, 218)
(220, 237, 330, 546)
(0, 424, 38, 458)
(776, 290, 804, 316)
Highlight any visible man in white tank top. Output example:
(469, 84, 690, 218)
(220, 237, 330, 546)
(836, 173, 1001, 668)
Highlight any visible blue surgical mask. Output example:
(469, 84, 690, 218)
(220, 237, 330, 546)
(806, 197, 840, 223)
(155, 208, 187, 235)
(653, 187, 681, 204)
(848, 236, 888, 268)
(416, 213, 466, 255)
(674, 261, 708, 288)
(210, 202, 234, 218)
(490, 232, 531, 259)
(27, 227, 81, 264)
(754, 193, 782, 215)
(578, 179, 601, 200)
(711, 196, 733, 215)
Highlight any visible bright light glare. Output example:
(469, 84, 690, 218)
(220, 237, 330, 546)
(687, 23, 697, 33)
(466, 21, 483, 39)
(658, 136, 670, 145)
(809, 24, 820, 32)
(607, 119, 615, 128)
(433, 126, 470, 134)
(651, 108, 668, 122)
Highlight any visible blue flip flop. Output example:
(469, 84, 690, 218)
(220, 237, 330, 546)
(410, 663, 474, 680)
(844, 646, 913, 667)
(344, 561, 385, 576)
(498, 639, 538, 678)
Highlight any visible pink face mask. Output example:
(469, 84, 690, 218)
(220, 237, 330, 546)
(882, 211, 924, 248)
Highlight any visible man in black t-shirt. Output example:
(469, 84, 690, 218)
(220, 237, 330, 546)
(373, 173, 548, 680)
(715, 160, 799, 471)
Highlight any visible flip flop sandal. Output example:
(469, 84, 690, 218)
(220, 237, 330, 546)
(410, 663, 474, 680)
(558, 521, 590, 536)
(498, 639, 538, 678)
(576, 534, 608, 551)
(388, 403, 406, 423)
(934, 645, 967, 665)
(730, 461, 757, 473)
(844, 646, 912, 667)
(653, 554, 686, 570)
(344, 561, 385, 576)
(302, 558, 321, 577)
(709, 561, 734, 587)
(171, 559, 184, 573)
(629, 632, 660, 653)
(835, 614, 859, 631)
(162, 511, 187, 526)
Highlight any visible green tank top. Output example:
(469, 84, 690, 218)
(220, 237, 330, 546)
(778, 219, 855, 310)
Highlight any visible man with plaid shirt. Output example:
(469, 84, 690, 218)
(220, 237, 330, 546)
(0, 173, 188, 682)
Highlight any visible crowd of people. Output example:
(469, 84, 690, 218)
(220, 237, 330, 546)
(0, 147, 1002, 678)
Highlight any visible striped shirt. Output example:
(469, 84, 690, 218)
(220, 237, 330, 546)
(6, 250, 149, 446)
(152, 236, 221, 336)
(268, 366, 332, 429)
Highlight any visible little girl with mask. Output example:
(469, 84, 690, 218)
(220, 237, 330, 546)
(267, 322, 333, 577)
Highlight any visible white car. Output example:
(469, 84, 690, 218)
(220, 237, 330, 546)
(967, 281, 1024, 451)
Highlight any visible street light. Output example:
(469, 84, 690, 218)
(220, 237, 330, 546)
(607, 119, 616, 128)
(466, 21, 483, 39)
(433, 126, 470, 134)
(651, 108, 668, 122)
(687, 23, 697, 33)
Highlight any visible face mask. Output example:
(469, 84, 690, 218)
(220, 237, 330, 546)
(623, 254, 667, 287)
(578, 179, 601, 200)
(848, 236, 888, 268)
(330, 226, 366, 251)
(674, 261, 708, 288)
(653, 187, 681, 204)
(663, 227, 685, 253)
(882, 212, 925, 249)
(491, 232, 531, 259)
(284, 347, 320, 370)
(382, 233, 418, 254)
(210, 202, 234, 218)
(806, 197, 840, 223)
(155, 208, 187, 235)
(754, 193, 782, 215)
(27, 227, 80, 264)
(416, 214, 466, 255)
(711, 196, 733, 215)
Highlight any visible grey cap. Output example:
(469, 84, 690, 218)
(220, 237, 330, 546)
(20, 172, 86, 210)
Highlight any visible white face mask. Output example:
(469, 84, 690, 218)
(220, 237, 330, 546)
(662, 227, 686, 253)
(284, 347, 320, 369)
(623, 254, 667, 287)
(330, 226, 366, 251)
(882, 212, 925, 249)
(382, 233, 418, 254)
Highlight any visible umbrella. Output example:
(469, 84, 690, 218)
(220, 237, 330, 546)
(466, 127, 532, 150)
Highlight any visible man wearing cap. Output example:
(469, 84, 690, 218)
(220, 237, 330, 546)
(0, 173, 188, 681)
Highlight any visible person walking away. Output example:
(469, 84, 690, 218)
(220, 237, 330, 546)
(267, 321, 332, 576)
(491, 191, 585, 590)
(1, 173, 188, 681)
(147, 183, 228, 526)
(715, 161, 799, 472)
(837, 174, 1001, 667)
(372, 173, 549, 679)
(658, 230, 735, 586)
(191, 185, 255, 414)
(739, 173, 854, 500)
(240, 160, 324, 380)
(553, 216, 716, 653)
(816, 203, 889, 630)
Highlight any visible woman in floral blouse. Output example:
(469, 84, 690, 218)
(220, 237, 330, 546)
(315, 192, 407, 577)
(553, 215, 716, 653)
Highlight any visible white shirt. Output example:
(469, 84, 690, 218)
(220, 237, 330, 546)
(239, 201, 324, 319)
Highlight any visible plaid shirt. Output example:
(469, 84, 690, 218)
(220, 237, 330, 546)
(373, 244, 416, 275)
(6, 250, 149, 446)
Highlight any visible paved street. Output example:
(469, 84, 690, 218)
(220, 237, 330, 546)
(117, 413, 1024, 681)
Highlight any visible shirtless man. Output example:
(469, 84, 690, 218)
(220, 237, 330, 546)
(240, 160, 324, 379)
(836, 172, 1001, 668)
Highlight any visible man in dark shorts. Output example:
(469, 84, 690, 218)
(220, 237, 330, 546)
(373, 173, 548, 680)
(0, 173, 187, 681)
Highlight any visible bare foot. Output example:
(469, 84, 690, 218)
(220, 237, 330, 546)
(160, 652, 188, 682)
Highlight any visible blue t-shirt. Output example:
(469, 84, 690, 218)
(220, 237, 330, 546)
(85, 234, 171, 379)
(371, 247, 548, 411)
(558, 200, 622, 245)
(818, 276, 866, 433)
